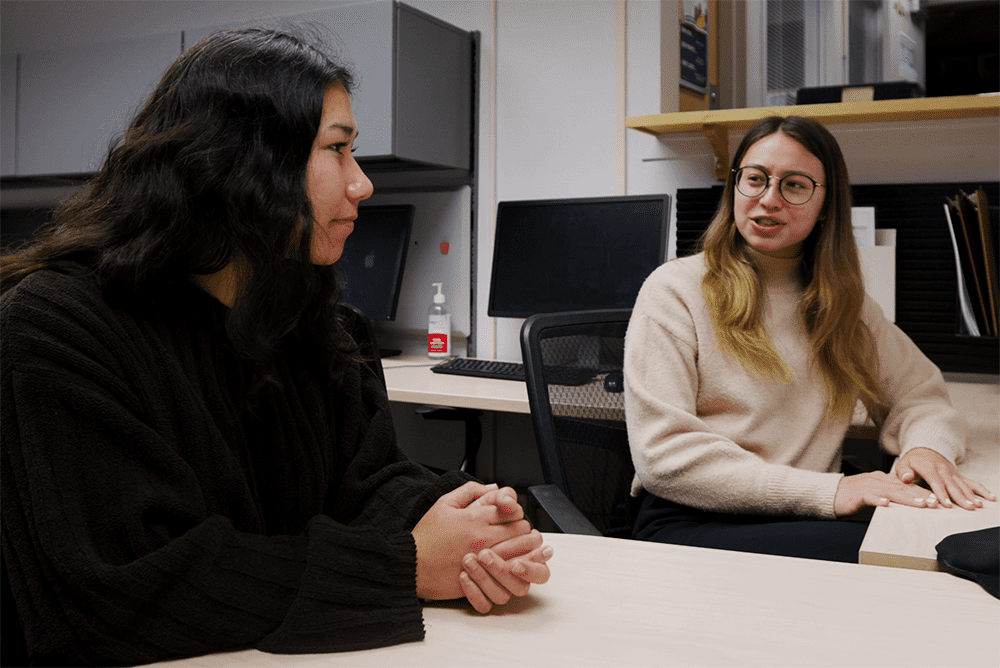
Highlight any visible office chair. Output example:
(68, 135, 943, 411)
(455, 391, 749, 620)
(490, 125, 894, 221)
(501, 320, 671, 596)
(520, 309, 636, 538)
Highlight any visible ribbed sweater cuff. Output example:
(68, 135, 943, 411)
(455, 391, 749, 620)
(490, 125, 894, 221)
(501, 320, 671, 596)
(898, 430, 963, 466)
(767, 468, 842, 519)
(257, 516, 423, 654)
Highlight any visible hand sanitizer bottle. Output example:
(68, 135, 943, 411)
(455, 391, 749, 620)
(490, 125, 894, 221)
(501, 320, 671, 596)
(428, 282, 451, 359)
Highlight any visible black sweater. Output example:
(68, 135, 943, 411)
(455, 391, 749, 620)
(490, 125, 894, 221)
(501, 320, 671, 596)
(0, 270, 468, 666)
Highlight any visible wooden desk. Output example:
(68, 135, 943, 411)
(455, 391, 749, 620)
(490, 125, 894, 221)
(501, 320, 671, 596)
(383, 356, 883, 433)
(382, 355, 529, 414)
(860, 380, 999, 570)
(385, 359, 999, 571)
(155, 532, 998, 668)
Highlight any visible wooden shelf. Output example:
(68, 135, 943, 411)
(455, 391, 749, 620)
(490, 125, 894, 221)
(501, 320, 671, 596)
(626, 95, 1000, 179)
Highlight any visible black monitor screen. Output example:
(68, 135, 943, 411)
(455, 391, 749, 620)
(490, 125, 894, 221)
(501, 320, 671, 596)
(337, 204, 414, 321)
(487, 194, 670, 318)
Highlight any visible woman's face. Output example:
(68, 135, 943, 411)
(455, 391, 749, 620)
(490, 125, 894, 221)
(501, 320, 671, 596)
(732, 132, 826, 259)
(304, 83, 374, 265)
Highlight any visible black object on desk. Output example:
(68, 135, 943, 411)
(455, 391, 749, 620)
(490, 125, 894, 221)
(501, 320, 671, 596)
(337, 204, 413, 322)
(432, 357, 597, 385)
(486, 194, 670, 318)
(936, 526, 999, 599)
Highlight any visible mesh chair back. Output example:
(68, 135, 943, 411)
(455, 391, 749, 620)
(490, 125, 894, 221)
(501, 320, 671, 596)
(521, 310, 635, 538)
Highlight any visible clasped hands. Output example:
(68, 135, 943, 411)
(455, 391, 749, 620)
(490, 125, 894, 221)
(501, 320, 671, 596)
(412, 481, 553, 613)
(834, 447, 996, 517)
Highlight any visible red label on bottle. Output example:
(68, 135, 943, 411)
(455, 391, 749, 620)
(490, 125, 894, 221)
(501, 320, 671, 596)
(429, 333, 448, 353)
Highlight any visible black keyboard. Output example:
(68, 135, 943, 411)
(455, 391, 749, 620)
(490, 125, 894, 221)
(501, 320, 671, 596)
(432, 358, 526, 381)
(431, 357, 597, 385)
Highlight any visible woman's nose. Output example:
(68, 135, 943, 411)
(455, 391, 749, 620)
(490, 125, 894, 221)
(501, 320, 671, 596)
(758, 177, 783, 207)
(348, 163, 374, 202)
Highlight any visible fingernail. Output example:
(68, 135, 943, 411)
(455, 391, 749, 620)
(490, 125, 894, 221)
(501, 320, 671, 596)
(479, 551, 495, 566)
(463, 554, 477, 569)
(511, 562, 526, 576)
(914, 498, 924, 504)
(542, 546, 554, 558)
(927, 493, 937, 499)
(879, 498, 888, 505)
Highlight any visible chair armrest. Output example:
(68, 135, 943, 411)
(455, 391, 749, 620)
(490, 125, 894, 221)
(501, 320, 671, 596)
(528, 484, 602, 536)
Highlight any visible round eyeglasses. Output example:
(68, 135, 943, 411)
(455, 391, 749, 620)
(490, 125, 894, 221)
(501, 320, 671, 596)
(732, 166, 825, 205)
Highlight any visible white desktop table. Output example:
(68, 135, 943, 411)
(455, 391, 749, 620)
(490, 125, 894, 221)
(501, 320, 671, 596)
(382, 355, 530, 414)
(385, 357, 999, 572)
(156, 531, 998, 668)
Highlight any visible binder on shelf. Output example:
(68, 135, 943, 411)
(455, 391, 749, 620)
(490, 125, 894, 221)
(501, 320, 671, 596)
(945, 190, 998, 337)
(973, 189, 998, 335)
(944, 204, 982, 337)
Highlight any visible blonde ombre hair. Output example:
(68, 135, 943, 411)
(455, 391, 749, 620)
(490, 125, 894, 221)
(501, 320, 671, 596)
(698, 116, 887, 421)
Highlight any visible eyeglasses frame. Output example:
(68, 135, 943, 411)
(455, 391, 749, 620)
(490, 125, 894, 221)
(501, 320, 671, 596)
(731, 167, 826, 205)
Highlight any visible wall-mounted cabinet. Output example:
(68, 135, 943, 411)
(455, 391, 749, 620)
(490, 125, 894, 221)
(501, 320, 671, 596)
(185, 1, 474, 187)
(12, 32, 182, 178)
(4, 1, 473, 187)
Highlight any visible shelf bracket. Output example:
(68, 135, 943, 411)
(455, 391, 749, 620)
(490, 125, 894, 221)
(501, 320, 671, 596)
(703, 124, 729, 181)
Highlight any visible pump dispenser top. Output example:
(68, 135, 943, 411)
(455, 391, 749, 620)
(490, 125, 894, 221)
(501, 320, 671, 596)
(433, 282, 446, 304)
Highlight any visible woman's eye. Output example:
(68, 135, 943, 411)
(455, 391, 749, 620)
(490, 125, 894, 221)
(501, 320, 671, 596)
(329, 144, 360, 156)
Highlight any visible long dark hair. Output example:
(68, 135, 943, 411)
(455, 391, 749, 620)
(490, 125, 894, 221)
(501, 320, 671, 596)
(699, 116, 887, 419)
(1, 27, 358, 384)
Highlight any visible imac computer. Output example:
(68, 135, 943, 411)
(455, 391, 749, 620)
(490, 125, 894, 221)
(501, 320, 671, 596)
(337, 204, 414, 321)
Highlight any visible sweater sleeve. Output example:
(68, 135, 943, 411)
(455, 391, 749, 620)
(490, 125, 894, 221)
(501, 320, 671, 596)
(863, 298, 967, 464)
(0, 277, 466, 665)
(624, 261, 842, 518)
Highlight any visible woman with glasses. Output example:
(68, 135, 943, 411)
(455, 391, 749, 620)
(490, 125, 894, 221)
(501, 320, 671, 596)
(624, 115, 993, 562)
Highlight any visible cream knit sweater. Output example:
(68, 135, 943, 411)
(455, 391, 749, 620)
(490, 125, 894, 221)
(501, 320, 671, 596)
(624, 250, 966, 519)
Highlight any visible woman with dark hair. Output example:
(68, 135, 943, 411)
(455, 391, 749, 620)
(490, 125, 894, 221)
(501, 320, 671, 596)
(0, 27, 551, 666)
(624, 115, 993, 562)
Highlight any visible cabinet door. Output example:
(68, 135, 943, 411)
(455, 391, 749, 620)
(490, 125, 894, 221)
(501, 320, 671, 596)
(1, 54, 16, 176)
(185, 2, 395, 161)
(302, 2, 395, 160)
(17, 32, 181, 176)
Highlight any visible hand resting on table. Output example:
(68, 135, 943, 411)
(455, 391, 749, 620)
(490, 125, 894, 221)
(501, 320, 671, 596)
(412, 482, 553, 613)
(835, 447, 996, 517)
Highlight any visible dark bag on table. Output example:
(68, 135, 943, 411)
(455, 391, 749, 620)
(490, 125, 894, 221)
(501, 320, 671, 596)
(936, 526, 999, 599)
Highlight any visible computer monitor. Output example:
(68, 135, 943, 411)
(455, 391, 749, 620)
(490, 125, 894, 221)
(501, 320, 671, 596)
(487, 194, 670, 318)
(337, 204, 414, 321)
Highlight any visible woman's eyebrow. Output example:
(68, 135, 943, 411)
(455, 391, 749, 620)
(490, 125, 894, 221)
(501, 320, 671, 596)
(743, 163, 819, 180)
(326, 123, 358, 138)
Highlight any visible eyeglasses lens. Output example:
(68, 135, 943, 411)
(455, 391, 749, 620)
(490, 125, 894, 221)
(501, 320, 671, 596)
(735, 167, 814, 205)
